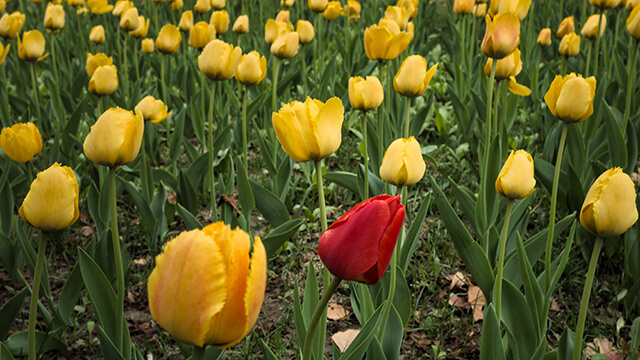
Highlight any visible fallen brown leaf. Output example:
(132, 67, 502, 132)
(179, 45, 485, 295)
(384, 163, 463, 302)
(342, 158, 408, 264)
(332, 329, 360, 353)
(327, 302, 349, 321)
(468, 286, 485, 322)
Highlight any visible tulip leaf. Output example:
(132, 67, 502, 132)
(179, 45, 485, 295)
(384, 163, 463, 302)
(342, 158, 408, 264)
(515, 233, 544, 335)
(603, 102, 627, 169)
(556, 328, 576, 360)
(57, 263, 84, 324)
(400, 194, 432, 273)
(0, 343, 14, 360)
(258, 339, 279, 360)
(121, 180, 157, 236)
(293, 281, 307, 349)
(340, 304, 384, 360)
(176, 203, 202, 231)
(189, 98, 206, 148)
(301, 262, 326, 360)
(97, 326, 126, 360)
(629, 316, 640, 359)
(534, 158, 568, 208)
(177, 170, 198, 214)
(236, 157, 255, 220)
(0, 176, 13, 236)
(365, 338, 387, 360)
(380, 304, 403, 360)
(169, 108, 186, 164)
(202, 346, 224, 360)
(249, 179, 289, 228)
(479, 304, 505, 360)
(500, 280, 538, 360)
(186, 153, 210, 191)
(3, 331, 66, 357)
(0, 287, 28, 341)
(450, 180, 478, 235)
(624, 121, 638, 175)
(324, 171, 359, 196)
(350, 283, 375, 325)
(262, 219, 303, 259)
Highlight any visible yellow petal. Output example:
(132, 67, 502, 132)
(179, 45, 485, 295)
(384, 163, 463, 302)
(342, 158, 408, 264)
(313, 97, 344, 160)
(506, 76, 531, 96)
(556, 76, 592, 122)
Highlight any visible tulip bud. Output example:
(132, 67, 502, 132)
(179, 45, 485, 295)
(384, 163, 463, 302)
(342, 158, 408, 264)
(397, 0, 418, 18)
(272, 97, 344, 162)
(179, 11, 194, 31)
(135, 96, 172, 124)
(626, 0, 640, 10)
(498, 0, 531, 21)
(580, 167, 638, 237)
(112, 0, 133, 18)
(172, 0, 183, 10)
(211, 0, 225, 9)
(148, 222, 267, 348)
(90, 25, 106, 44)
(481, 13, 520, 59)
(319, 195, 405, 284)
(0, 1, 5, 14)
(210, 10, 229, 34)
(86, 52, 113, 77)
(628, 3, 640, 39)
(233, 15, 249, 34)
(44, 3, 65, 33)
(69, 0, 86, 6)
(544, 73, 596, 123)
(0, 42, 9, 67)
(270, 31, 299, 59)
(265, 19, 293, 45)
(346, 1, 362, 21)
(394, 55, 437, 97)
(484, 48, 522, 80)
(453, 0, 474, 14)
(18, 30, 47, 62)
(559, 32, 580, 57)
(89, 65, 119, 96)
(296, 20, 314, 44)
(84, 107, 144, 167)
(495, 150, 535, 200)
(235, 51, 267, 86)
(473, 3, 487, 17)
(276, 10, 290, 23)
(349, 76, 384, 111)
(379, 137, 426, 187)
(0, 12, 26, 39)
(557, 16, 575, 38)
(308, 0, 328, 13)
(156, 24, 182, 54)
(363, 20, 412, 60)
(119, 7, 140, 31)
(581, 14, 606, 39)
(189, 21, 216, 48)
(282, 0, 295, 7)
(87, 0, 114, 14)
(142, 38, 155, 53)
(322, 1, 342, 20)
(0, 122, 42, 163)
(194, 0, 211, 13)
(129, 16, 150, 38)
(199, 39, 242, 81)
(590, 0, 621, 9)
(537, 28, 551, 46)
(18, 163, 79, 231)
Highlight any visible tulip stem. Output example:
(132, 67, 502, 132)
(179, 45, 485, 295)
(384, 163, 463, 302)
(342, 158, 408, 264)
(378, 61, 385, 168)
(623, 38, 638, 136)
(492, 81, 501, 139)
(272, 58, 281, 114)
(161, 55, 167, 107)
(28, 230, 47, 360)
(545, 122, 569, 292)
(377, 194, 400, 340)
(572, 237, 604, 360)
(585, 41, 592, 77)
(242, 85, 248, 173)
(479, 60, 497, 234)
(97, 97, 103, 118)
(315, 159, 327, 233)
(404, 97, 411, 139)
(134, 40, 140, 82)
(361, 111, 369, 199)
(209, 82, 218, 222)
(124, 35, 129, 101)
(593, 9, 604, 77)
(29, 63, 42, 134)
(302, 276, 342, 360)
(495, 200, 514, 322)
(532, 50, 541, 103)
(301, 45, 308, 98)
(50, 33, 59, 86)
(109, 167, 126, 353)
(192, 346, 206, 360)
(561, 56, 567, 75)
(460, 15, 467, 72)
(2, 65, 9, 126)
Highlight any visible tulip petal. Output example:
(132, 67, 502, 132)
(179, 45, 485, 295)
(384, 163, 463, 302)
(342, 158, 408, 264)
(544, 75, 566, 117)
(369, 203, 405, 284)
(556, 77, 592, 122)
(590, 170, 638, 237)
(506, 77, 531, 96)
(384, 32, 412, 60)
(313, 97, 344, 160)
(243, 237, 267, 344)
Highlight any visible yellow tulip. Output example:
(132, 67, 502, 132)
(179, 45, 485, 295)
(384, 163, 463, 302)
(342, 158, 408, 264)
(265, 19, 293, 45)
(537, 28, 551, 46)
(270, 31, 299, 59)
(86, 52, 113, 77)
(322, 1, 342, 20)
(18, 30, 47, 62)
(276, 10, 290, 23)
(19, 163, 79, 231)
(211, 0, 225, 9)
(112, 0, 133, 18)
(628, 3, 640, 39)
(349, 76, 384, 111)
(272, 97, 344, 162)
(626, 0, 640, 10)
(484, 48, 522, 80)
(135, 95, 172, 124)
(590, 0, 621, 9)
(89, 25, 105, 44)
(0, 122, 42, 163)
(148, 222, 266, 348)
(308, 0, 328, 13)
(172, 0, 184, 11)
(473, 3, 487, 17)
(453, 0, 474, 14)
(394, 55, 437, 97)
(581, 14, 606, 39)
(156, 24, 182, 54)
(544, 73, 596, 123)
(557, 16, 574, 38)
(0, 12, 26, 39)
(179, 11, 194, 32)
(194, 0, 211, 13)
(88, 65, 119, 96)
(87, 0, 114, 14)
(580, 167, 638, 237)
(210, 10, 229, 35)
(385, 5, 410, 30)
(69, 0, 86, 6)
(120, 8, 140, 32)
(129, 16, 149, 38)
(83, 107, 144, 167)
(233, 15, 249, 34)
(0, 0, 4, 13)
(379, 137, 426, 187)
(142, 38, 155, 53)
(497, 0, 531, 20)
(44, 3, 65, 33)
(199, 39, 242, 81)
(235, 51, 267, 86)
(189, 22, 216, 48)
(363, 19, 412, 61)
(282, 0, 295, 7)
(495, 150, 535, 200)
(345, 1, 362, 22)
(397, 0, 418, 19)
(559, 32, 580, 57)
(0, 41, 9, 66)
(481, 13, 520, 59)
(296, 20, 314, 44)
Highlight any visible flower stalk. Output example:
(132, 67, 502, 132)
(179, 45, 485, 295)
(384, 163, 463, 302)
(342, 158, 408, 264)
(109, 166, 125, 352)
(28, 230, 47, 360)
(302, 276, 342, 360)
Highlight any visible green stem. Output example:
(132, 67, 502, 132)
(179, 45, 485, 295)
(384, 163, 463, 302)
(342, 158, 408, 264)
(572, 237, 604, 360)
(460, 15, 467, 71)
(2, 65, 9, 126)
(192, 346, 207, 360)
(242, 85, 248, 173)
(28, 230, 47, 360)
(161, 55, 167, 106)
(301, 45, 308, 98)
(585, 41, 592, 76)
(123, 35, 128, 100)
(313, 15, 319, 91)
(76, 13, 86, 55)
(581, 0, 587, 25)
(469, 14, 477, 71)
(532, 50, 541, 103)
(623, 38, 638, 135)
(362, 111, 369, 199)
(561, 56, 567, 75)
(479, 60, 497, 233)
(495, 200, 514, 321)
(378, 61, 385, 168)
(343, 0, 349, 69)
(29, 63, 42, 133)
(302, 276, 342, 360)
(134, 39, 139, 82)
(592, 9, 604, 77)
(109, 167, 125, 353)
(404, 97, 411, 139)
(97, 97, 103, 118)
(492, 81, 501, 139)
(50, 34, 59, 85)
(208, 82, 218, 222)
(315, 159, 327, 232)
(545, 122, 569, 291)
(272, 57, 281, 114)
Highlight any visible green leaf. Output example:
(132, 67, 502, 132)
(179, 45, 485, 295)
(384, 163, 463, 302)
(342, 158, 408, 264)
(340, 305, 384, 360)
(186, 153, 210, 190)
(0, 176, 13, 236)
(0, 288, 28, 340)
(176, 203, 202, 230)
(177, 170, 198, 214)
(249, 179, 289, 228)
(236, 156, 255, 221)
(121, 180, 157, 234)
(479, 304, 505, 360)
(500, 280, 538, 360)
(630, 316, 640, 359)
(169, 108, 186, 164)
(603, 103, 627, 169)
(351, 283, 375, 325)
(515, 233, 544, 336)
(365, 338, 387, 360)
(97, 326, 126, 360)
(400, 194, 432, 273)
(58, 263, 84, 324)
(381, 304, 403, 360)
(624, 121, 638, 174)
(450, 180, 478, 234)
(324, 171, 360, 195)
(556, 328, 576, 360)
(4, 331, 66, 357)
(1, 342, 15, 360)
(258, 339, 279, 360)
(293, 281, 307, 350)
(262, 219, 303, 259)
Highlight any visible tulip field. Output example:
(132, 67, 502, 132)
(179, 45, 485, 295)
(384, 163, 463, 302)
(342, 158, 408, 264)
(2, 0, 640, 358)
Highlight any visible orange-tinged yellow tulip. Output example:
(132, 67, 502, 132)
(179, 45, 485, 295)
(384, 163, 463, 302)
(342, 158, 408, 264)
(83, 107, 144, 166)
(580, 167, 638, 237)
(112, 0, 133, 18)
(581, 14, 606, 39)
(189, 21, 216, 48)
(0, 12, 26, 39)
(0, 122, 42, 163)
(87, 0, 113, 14)
(156, 24, 182, 54)
(211, 0, 225, 9)
(559, 32, 580, 56)
(379, 137, 426, 187)
(276, 10, 290, 23)
(345, 1, 362, 21)
(142, 38, 155, 53)
(265, 19, 293, 45)
(90, 25, 105, 44)
(233, 15, 249, 34)
(308, 0, 328, 13)
(473, 3, 487, 17)
(282, 0, 295, 8)
(349, 76, 384, 111)
(272, 97, 344, 162)
(628, 3, 640, 39)
(44, 3, 65, 33)
(135, 95, 172, 124)
(120, 8, 140, 31)
(397, 0, 418, 19)
(18, 30, 47, 62)
(484, 48, 522, 80)
(235, 51, 267, 86)
(590, 0, 621, 9)
(296, 20, 314, 44)
(453, 0, 474, 14)
(179, 10, 194, 31)
(537, 28, 551, 46)
(129, 16, 149, 38)
(19, 163, 79, 231)
(557, 16, 574, 38)
(86, 52, 113, 77)
(385, 5, 410, 30)
(199, 39, 242, 81)
(210, 10, 229, 34)
(270, 31, 299, 59)
(88, 65, 119, 96)
(322, 1, 342, 20)
(497, 0, 531, 20)
(363, 20, 412, 61)
(394, 55, 437, 97)
(0, 41, 9, 66)
(147, 222, 267, 348)
(544, 73, 596, 123)
(194, 0, 211, 13)
(481, 13, 520, 59)
(495, 150, 535, 200)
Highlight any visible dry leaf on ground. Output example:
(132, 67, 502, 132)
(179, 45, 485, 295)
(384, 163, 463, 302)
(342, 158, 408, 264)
(327, 302, 349, 321)
(332, 329, 360, 353)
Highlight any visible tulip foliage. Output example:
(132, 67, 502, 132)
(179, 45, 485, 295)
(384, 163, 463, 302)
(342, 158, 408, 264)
(0, 0, 639, 360)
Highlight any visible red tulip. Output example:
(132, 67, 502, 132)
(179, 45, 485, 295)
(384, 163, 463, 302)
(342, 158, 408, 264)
(318, 195, 405, 284)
